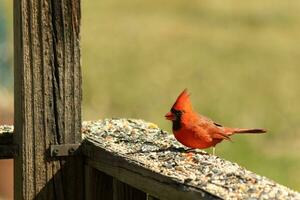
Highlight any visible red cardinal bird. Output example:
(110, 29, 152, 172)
(165, 89, 266, 154)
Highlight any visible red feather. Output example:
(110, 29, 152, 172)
(165, 89, 266, 149)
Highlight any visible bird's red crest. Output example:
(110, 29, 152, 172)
(172, 89, 192, 111)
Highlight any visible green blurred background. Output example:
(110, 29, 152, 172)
(1, 0, 300, 192)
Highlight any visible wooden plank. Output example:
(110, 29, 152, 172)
(113, 178, 147, 200)
(82, 119, 300, 200)
(85, 165, 113, 200)
(0, 145, 18, 159)
(147, 194, 160, 200)
(85, 164, 147, 200)
(13, 0, 82, 199)
(83, 141, 218, 200)
(0, 126, 16, 159)
(0, 126, 13, 145)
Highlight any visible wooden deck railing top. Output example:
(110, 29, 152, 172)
(82, 119, 300, 200)
(0, 125, 16, 159)
(1, 120, 300, 199)
(0, 125, 13, 144)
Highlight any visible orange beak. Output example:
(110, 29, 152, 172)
(165, 112, 174, 120)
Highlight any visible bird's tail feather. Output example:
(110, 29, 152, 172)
(232, 128, 267, 134)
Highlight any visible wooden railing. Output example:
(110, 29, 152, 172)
(1, 120, 299, 199)
(4, 0, 300, 199)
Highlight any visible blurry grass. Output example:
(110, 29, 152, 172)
(3, 0, 300, 191)
(82, 0, 300, 190)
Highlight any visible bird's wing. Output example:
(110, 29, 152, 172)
(212, 131, 231, 141)
(190, 124, 213, 143)
(213, 121, 223, 127)
(196, 114, 231, 141)
(200, 115, 223, 127)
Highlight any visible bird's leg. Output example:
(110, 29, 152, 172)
(186, 148, 196, 153)
(212, 147, 215, 156)
(183, 148, 197, 160)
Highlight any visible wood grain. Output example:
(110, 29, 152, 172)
(13, 0, 82, 199)
(85, 165, 113, 200)
(113, 178, 147, 200)
(0, 130, 13, 145)
(147, 194, 160, 200)
(0, 145, 18, 159)
(83, 140, 219, 200)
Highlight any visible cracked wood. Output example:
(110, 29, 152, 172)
(13, 0, 82, 199)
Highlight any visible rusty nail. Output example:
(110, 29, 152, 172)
(68, 147, 75, 155)
(53, 148, 59, 155)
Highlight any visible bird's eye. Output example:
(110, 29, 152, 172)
(171, 108, 183, 117)
(175, 110, 182, 116)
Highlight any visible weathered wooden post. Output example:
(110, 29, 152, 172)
(13, 0, 82, 199)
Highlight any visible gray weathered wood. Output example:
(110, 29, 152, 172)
(13, 0, 82, 199)
(0, 145, 18, 159)
(147, 194, 160, 200)
(85, 164, 147, 200)
(82, 119, 300, 200)
(85, 165, 113, 200)
(0, 127, 16, 159)
(113, 178, 147, 200)
(0, 128, 13, 145)
(83, 141, 218, 200)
